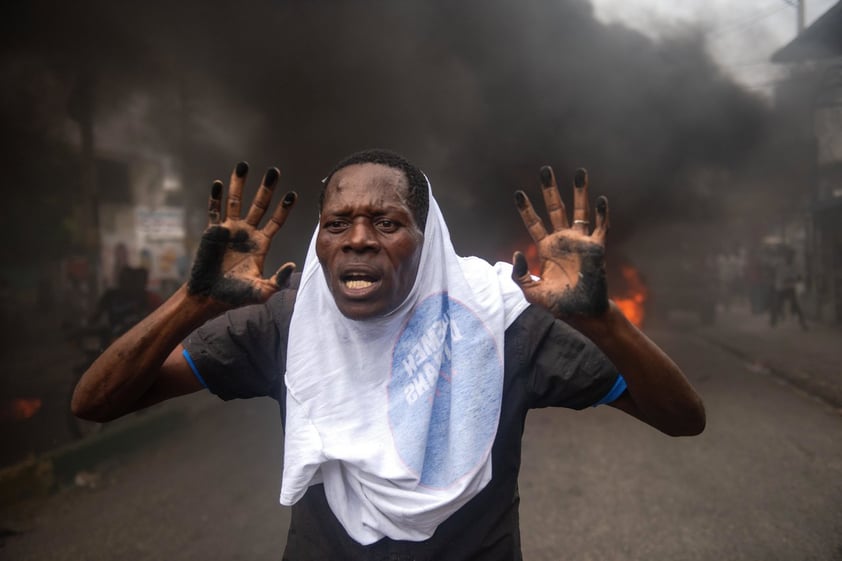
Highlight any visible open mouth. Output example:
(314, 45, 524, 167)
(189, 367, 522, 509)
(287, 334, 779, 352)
(345, 279, 374, 289)
(340, 271, 380, 292)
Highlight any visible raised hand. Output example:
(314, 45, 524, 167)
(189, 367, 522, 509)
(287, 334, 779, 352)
(512, 165, 610, 319)
(187, 162, 297, 307)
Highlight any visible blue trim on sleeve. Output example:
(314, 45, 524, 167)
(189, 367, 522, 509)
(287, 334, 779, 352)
(182, 348, 208, 389)
(592, 374, 627, 407)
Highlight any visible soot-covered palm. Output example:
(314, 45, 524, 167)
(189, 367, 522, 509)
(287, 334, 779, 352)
(187, 163, 297, 307)
(512, 166, 610, 318)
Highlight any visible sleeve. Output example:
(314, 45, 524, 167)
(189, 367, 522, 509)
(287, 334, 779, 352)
(181, 290, 292, 401)
(519, 306, 622, 410)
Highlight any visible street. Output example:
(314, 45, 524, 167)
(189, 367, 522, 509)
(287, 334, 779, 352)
(2, 326, 841, 561)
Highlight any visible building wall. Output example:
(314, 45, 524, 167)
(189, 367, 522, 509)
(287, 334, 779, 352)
(811, 62, 842, 322)
(96, 155, 187, 295)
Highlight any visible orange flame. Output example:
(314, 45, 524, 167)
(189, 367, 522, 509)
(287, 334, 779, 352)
(2, 398, 43, 421)
(505, 246, 648, 328)
(525, 244, 540, 276)
(612, 265, 648, 327)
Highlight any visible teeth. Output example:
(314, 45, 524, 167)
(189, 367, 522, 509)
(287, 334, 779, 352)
(345, 279, 374, 289)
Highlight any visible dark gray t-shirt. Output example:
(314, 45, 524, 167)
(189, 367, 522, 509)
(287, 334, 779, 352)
(183, 285, 623, 561)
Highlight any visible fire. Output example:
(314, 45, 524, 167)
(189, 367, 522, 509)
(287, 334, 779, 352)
(504, 245, 648, 328)
(524, 244, 540, 276)
(1, 398, 43, 421)
(611, 264, 648, 327)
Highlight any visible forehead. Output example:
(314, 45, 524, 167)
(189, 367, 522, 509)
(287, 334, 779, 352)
(323, 163, 411, 212)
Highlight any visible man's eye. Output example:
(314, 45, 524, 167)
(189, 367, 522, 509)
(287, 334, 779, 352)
(375, 219, 398, 232)
(325, 220, 348, 232)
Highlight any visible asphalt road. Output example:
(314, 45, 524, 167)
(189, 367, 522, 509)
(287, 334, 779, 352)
(2, 328, 841, 561)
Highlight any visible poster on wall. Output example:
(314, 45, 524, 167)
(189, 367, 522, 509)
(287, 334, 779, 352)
(135, 207, 185, 241)
(134, 207, 188, 293)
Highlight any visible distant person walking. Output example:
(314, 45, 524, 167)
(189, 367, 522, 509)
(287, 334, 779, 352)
(770, 248, 807, 330)
(90, 266, 162, 341)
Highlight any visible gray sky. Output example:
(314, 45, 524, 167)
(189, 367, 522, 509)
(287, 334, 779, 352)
(590, 0, 837, 94)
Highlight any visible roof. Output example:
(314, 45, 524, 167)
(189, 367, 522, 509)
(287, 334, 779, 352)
(772, 2, 842, 62)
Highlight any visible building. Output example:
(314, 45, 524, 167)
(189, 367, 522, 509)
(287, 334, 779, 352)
(772, 1, 842, 323)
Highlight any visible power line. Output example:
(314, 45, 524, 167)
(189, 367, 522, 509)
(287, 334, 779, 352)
(720, 59, 780, 69)
(709, 3, 792, 37)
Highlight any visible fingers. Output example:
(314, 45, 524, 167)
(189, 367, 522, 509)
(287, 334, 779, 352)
(539, 166, 568, 231)
(262, 191, 297, 238)
(525, 165, 607, 239)
(515, 191, 549, 242)
(571, 168, 591, 235)
(226, 161, 249, 220)
(592, 195, 609, 245)
(244, 167, 281, 226)
(208, 181, 223, 226)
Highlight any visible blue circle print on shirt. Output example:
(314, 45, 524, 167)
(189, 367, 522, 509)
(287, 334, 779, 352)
(388, 292, 502, 489)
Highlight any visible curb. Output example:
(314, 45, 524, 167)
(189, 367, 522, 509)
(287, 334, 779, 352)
(0, 408, 189, 507)
(695, 332, 842, 413)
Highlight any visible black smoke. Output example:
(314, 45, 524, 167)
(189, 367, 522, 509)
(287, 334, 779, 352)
(1, 0, 775, 265)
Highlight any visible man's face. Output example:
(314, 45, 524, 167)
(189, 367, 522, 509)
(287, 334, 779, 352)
(316, 163, 424, 320)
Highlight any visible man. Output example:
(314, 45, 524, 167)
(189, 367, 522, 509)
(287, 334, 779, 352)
(769, 246, 807, 330)
(72, 149, 705, 560)
(90, 266, 162, 342)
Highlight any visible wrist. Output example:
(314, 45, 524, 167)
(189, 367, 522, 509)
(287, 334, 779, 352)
(167, 284, 231, 328)
(566, 300, 626, 341)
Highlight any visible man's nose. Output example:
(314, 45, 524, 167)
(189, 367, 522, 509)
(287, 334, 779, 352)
(344, 220, 379, 252)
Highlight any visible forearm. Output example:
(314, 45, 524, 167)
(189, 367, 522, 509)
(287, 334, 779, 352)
(570, 301, 706, 436)
(71, 284, 226, 422)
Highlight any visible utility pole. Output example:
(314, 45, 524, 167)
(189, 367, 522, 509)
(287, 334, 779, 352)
(797, 0, 805, 34)
(66, 60, 101, 316)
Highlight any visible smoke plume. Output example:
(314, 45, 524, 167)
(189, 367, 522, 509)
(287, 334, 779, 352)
(2, 0, 777, 264)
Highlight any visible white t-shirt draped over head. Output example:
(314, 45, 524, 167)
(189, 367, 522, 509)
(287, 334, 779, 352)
(281, 182, 529, 545)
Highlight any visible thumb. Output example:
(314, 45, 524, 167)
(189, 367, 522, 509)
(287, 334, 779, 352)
(273, 262, 297, 289)
(512, 251, 539, 293)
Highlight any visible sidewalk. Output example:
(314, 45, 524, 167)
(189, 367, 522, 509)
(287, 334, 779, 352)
(0, 317, 219, 505)
(0, 389, 219, 505)
(694, 305, 842, 412)
(0, 323, 80, 469)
